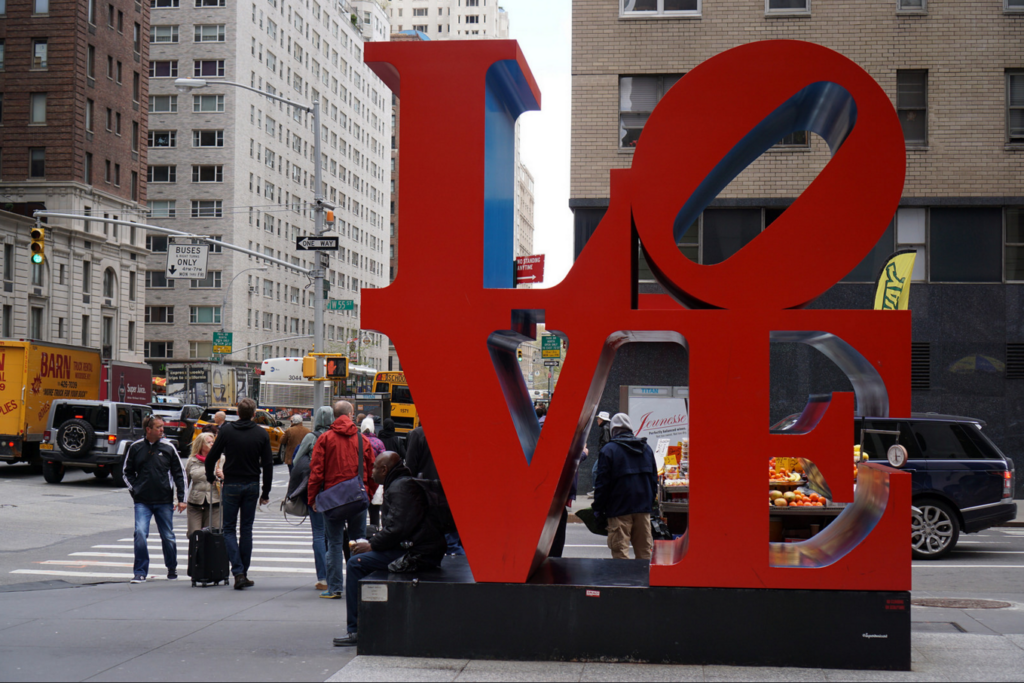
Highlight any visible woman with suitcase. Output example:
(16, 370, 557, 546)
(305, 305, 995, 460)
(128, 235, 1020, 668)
(186, 432, 225, 536)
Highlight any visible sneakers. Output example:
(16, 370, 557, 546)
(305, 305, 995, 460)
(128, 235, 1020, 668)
(130, 575, 146, 584)
(167, 570, 178, 580)
(315, 580, 328, 591)
(319, 590, 342, 599)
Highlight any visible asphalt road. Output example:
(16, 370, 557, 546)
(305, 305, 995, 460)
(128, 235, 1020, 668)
(2, 461, 1024, 598)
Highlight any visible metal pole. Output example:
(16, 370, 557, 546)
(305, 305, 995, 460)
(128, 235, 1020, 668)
(312, 99, 325, 412)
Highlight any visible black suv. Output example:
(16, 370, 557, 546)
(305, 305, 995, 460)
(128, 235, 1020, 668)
(150, 403, 203, 457)
(40, 400, 153, 485)
(857, 414, 1016, 559)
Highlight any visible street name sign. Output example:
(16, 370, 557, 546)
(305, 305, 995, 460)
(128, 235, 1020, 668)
(328, 299, 355, 311)
(296, 236, 340, 251)
(212, 331, 233, 354)
(515, 254, 545, 285)
(541, 334, 561, 359)
(166, 241, 209, 279)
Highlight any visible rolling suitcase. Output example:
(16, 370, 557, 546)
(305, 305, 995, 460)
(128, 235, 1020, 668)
(188, 483, 230, 587)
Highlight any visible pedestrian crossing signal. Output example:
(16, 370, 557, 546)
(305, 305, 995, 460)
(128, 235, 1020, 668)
(30, 226, 45, 264)
(325, 356, 348, 379)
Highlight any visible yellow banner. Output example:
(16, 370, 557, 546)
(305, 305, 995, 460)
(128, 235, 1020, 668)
(873, 250, 917, 311)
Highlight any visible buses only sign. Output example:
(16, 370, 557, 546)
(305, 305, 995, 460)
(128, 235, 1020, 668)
(166, 240, 209, 279)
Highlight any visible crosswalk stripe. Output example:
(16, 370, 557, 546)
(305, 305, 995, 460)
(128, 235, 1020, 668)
(69, 552, 316, 563)
(11, 566, 316, 579)
(120, 539, 312, 546)
(92, 545, 315, 554)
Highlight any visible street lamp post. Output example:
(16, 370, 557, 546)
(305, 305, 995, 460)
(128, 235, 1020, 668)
(221, 266, 268, 332)
(175, 78, 329, 411)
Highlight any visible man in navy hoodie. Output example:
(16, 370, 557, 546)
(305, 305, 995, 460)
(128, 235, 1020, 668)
(206, 397, 273, 589)
(593, 413, 658, 560)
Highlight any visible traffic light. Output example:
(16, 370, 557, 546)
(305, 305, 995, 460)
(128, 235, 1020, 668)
(325, 356, 348, 379)
(302, 355, 316, 379)
(517, 349, 523, 362)
(30, 225, 45, 264)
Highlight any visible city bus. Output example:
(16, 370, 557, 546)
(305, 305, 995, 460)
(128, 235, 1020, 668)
(373, 371, 418, 434)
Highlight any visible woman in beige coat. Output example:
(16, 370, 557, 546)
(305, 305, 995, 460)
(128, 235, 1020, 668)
(185, 432, 225, 536)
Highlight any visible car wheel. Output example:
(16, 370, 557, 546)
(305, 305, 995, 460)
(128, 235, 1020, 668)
(93, 469, 110, 480)
(912, 499, 960, 560)
(56, 419, 97, 458)
(42, 460, 65, 484)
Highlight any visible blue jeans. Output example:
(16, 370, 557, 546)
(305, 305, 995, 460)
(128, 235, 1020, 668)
(445, 532, 466, 556)
(309, 508, 328, 582)
(323, 508, 367, 594)
(345, 549, 405, 634)
(133, 503, 177, 577)
(221, 481, 259, 576)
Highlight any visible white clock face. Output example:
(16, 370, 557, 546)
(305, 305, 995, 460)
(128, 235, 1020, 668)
(887, 444, 908, 468)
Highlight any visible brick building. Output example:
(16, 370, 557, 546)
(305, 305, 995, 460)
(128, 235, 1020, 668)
(571, 0, 1024, 491)
(0, 0, 149, 361)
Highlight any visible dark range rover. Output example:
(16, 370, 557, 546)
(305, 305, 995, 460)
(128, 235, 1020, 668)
(772, 410, 1016, 560)
(857, 414, 1016, 559)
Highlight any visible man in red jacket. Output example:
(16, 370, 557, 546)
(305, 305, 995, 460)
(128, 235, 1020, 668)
(308, 400, 377, 598)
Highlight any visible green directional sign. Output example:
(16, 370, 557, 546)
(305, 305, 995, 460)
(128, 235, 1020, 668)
(327, 299, 355, 311)
(212, 331, 233, 354)
(542, 334, 561, 359)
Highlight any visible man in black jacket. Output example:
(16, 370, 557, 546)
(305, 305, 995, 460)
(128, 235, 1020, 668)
(205, 397, 273, 589)
(404, 423, 464, 554)
(123, 415, 186, 584)
(593, 413, 658, 560)
(333, 451, 447, 647)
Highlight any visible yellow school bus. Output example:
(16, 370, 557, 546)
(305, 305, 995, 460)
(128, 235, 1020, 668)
(373, 371, 418, 434)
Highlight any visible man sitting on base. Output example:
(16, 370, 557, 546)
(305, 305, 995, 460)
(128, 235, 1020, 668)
(333, 451, 448, 647)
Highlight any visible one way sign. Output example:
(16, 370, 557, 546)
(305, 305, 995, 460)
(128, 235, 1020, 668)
(295, 236, 339, 251)
(166, 240, 209, 279)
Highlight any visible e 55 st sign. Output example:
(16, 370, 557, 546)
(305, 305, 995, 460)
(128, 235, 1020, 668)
(363, 39, 912, 591)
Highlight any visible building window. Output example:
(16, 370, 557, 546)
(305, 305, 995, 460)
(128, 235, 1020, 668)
(31, 261, 43, 286)
(102, 268, 115, 298)
(2, 306, 10, 338)
(29, 93, 46, 124)
(33, 0, 47, 12)
(149, 130, 176, 147)
(29, 307, 43, 339)
(29, 148, 45, 178)
(84, 153, 93, 184)
(150, 60, 178, 78)
(133, 72, 140, 102)
(145, 270, 174, 288)
(194, 24, 225, 41)
(1006, 0, 1024, 11)
(144, 341, 174, 358)
(191, 200, 223, 218)
(133, 23, 141, 53)
(32, 39, 47, 69)
(189, 341, 214, 358)
(151, 25, 179, 42)
(194, 59, 225, 78)
(151, 0, 179, 6)
(190, 271, 222, 288)
(193, 95, 224, 112)
(100, 317, 114, 355)
(82, 261, 92, 293)
(149, 95, 178, 113)
(896, 70, 927, 145)
(127, 321, 135, 351)
(766, 0, 809, 13)
(193, 129, 224, 147)
(147, 201, 176, 218)
(132, 121, 140, 151)
(131, 171, 138, 200)
(897, 0, 924, 10)
(148, 165, 176, 183)
(145, 306, 174, 323)
(146, 235, 169, 252)
(930, 208, 1002, 283)
(1007, 208, 1024, 281)
(895, 208, 927, 282)
(192, 165, 223, 183)
(619, 75, 682, 148)
(189, 306, 221, 324)
(1009, 70, 1024, 144)
(129, 271, 136, 300)
(0, 41, 5, 70)
(195, 0, 225, 6)
(113, 162, 120, 184)
(620, 0, 699, 15)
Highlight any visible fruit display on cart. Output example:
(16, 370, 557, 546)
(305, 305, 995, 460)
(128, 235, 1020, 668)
(769, 490, 827, 508)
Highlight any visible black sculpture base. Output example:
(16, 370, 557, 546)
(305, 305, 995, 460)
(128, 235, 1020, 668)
(357, 556, 910, 671)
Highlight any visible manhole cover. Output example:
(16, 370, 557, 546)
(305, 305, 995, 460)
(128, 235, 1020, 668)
(912, 598, 1012, 610)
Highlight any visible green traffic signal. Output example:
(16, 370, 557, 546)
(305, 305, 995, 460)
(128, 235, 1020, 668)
(31, 253, 43, 264)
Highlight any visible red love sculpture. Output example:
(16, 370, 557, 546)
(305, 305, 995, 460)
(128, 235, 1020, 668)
(365, 39, 911, 590)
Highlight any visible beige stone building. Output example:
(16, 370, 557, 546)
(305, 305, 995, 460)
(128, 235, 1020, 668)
(570, 0, 1024, 490)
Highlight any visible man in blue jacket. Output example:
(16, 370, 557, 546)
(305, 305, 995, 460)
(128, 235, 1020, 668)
(593, 413, 657, 560)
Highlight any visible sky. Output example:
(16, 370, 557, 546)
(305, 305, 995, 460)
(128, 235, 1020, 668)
(501, 0, 574, 287)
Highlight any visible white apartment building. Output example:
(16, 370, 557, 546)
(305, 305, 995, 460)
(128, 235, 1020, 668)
(387, 0, 508, 39)
(144, 0, 392, 374)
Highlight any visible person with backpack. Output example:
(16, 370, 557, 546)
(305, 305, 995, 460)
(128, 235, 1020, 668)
(205, 397, 274, 590)
(308, 401, 377, 599)
(284, 405, 335, 592)
(377, 418, 406, 459)
(333, 451, 447, 647)
(405, 422, 463, 555)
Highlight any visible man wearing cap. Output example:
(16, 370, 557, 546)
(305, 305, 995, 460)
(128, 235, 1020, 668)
(593, 413, 658, 560)
(596, 411, 612, 452)
(279, 414, 310, 474)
